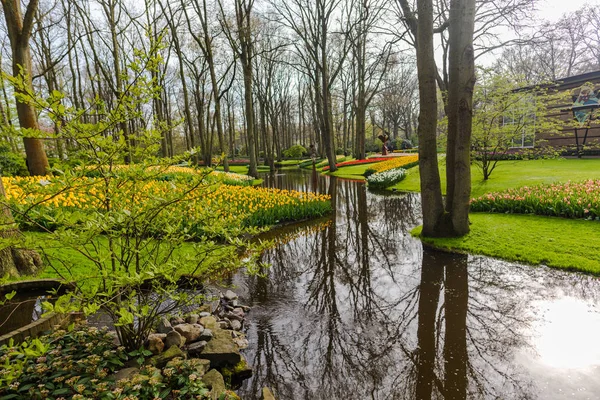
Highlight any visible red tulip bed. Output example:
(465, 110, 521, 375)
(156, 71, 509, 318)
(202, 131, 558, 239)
(470, 179, 600, 220)
(322, 157, 388, 171)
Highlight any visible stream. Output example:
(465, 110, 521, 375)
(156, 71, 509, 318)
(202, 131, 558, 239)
(231, 168, 600, 400)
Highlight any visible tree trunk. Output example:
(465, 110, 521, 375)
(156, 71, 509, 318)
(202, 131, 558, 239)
(446, 0, 476, 235)
(2, 0, 49, 176)
(415, 0, 445, 236)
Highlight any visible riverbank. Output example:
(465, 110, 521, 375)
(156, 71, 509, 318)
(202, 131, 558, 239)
(412, 213, 600, 274)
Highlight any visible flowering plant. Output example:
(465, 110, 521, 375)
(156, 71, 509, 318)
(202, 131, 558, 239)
(366, 168, 408, 190)
(470, 179, 600, 219)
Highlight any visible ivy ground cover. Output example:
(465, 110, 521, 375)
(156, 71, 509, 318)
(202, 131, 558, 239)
(470, 179, 600, 220)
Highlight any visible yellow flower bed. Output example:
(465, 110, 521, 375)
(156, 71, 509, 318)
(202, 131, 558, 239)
(3, 175, 331, 229)
(369, 155, 419, 174)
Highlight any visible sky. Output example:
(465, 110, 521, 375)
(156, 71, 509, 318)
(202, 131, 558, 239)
(535, 0, 596, 21)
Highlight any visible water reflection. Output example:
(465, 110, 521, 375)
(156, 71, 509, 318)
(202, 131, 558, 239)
(233, 170, 600, 399)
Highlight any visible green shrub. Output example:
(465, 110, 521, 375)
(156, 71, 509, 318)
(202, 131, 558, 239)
(0, 144, 28, 176)
(283, 144, 307, 159)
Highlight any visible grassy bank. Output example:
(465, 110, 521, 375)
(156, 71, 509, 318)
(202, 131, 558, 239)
(412, 213, 600, 274)
(391, 158, 600, 197)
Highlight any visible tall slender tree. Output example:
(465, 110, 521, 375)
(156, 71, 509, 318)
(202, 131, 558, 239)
(1, 0, 49, 176)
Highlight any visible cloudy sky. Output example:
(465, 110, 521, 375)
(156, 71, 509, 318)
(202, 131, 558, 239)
(536, 0, 595, 20)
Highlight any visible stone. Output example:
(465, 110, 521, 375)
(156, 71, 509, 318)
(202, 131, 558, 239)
(262, 387, 276, 400)
(223, 290, 238, 301)
(157, 317, 172, 334)
(147, 335, 164, 354)
(199, 311, 211, 318)
(188, 340, 208, 355)
(186, 314, 199, 324)
(170, 316, 185, 326)
(199, 328, 241, 367)
(221, 355, 253, 383)
(149, 333, 167, 340)
(240, 305, 251, 313)
(230, 320, 242, 331)
(202, 369, 226, 400)
(199, 315, 219, 330)
(224, 311, 244, 322)
(219, 320, 230, 330)
(232, 307, 245, 318)
(148, 345, 186, 368)
(112, 367, 139, 382)
(198, 328, 213, 342)
(175, 323, 204, 343)
(165, 330, 185, 349)
(232, 336, 249, 349)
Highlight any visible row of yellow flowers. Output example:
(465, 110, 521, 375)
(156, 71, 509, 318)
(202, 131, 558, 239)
(3, 174, 331, 231)
(367, 155, 419, 174)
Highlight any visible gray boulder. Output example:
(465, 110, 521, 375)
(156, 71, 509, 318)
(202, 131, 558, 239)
(188, 340, 208, 355)
(165, 330, 185, 349)
(175, 323, 204, 343)
(157, 317, 172, 334)
(223, 290, 238, 301)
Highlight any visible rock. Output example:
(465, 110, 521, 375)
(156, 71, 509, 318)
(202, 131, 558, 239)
(112, 367, 139, 382)
(202, 369, 226, 400)
(175, 323, 204, 343)
(240, 305, 251, 313)
(186, 314, 199, 324)
(147, 335, 164, 354)
(199, 328, 241, 367)
(149, 333, 167, 340)
(232, 299, 238, 307)
(165, 330, 185, 349)
(222, 355, 253, 382)
(224, 290, 238, 301)
(170, 316, 185, 326)
(224, 312, 244, 322)
(199, 311, 211, 318)
(188, 340, 208, 355)
(230, 320, 242, 331)
(157, 317, 172, 334)
(232, 307, 245, 318)
(219, 320, 230, 330)
(232, 336, 249, 349)
(199, 315, 219, 330)
(199, 328, 213, 342)
(262, 387, 276, 400)
(148, 345, 186, 368)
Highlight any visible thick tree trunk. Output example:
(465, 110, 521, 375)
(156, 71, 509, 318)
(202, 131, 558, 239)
(415, 0, 445, 236)
(446, 0, 476, 235)
(3, 0, 50, 176)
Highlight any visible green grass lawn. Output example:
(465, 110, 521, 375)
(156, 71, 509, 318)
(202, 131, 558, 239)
(413, 213, 600, 274)
(327, 163, 374, 180)
(18, 232, 236, 289)
(391, 158, 600, 197)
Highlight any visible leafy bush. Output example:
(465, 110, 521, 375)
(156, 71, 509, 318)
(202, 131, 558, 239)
(0, 144, 28, 176)
(282, 144, 307, 159)
(366, 168, 408, 190)
(0, 325, 217, 400)
(470, 180, 600, 220)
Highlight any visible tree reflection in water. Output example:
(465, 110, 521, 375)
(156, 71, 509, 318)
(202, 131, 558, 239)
(234, 170, 594, 400)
